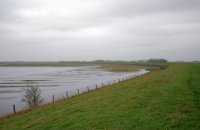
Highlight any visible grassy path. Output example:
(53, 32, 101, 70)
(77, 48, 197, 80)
(0, 63, 200, 130)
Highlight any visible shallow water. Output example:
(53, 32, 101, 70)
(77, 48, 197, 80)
(0, 66, 149, 117)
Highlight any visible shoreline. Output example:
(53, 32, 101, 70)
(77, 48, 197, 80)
(0, 69, 149, 120)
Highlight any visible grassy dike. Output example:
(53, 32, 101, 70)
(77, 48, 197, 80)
(0, 63, 200, 130)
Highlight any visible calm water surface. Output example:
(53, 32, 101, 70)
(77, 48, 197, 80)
(0, 66, 148, 117)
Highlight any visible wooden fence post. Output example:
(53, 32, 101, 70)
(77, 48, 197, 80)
(77, 89, 79, 95)
(66, 91, 68, 98)
(52, 95, 54, 103)
(96, 85, 98, 89)
(13, 104, 16, 114)
(87, 87, 89, 92)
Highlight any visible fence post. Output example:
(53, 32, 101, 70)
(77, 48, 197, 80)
(96, 85, 98, 89)
(87, 87, 89, 92)
(114, 80, 115, 84)
(102, 83, 103, 87)
(13, 104, 16, 114)
(77, 89, 79, 95)
(52, 95, 54, 103)
(66, 91, 68, 98)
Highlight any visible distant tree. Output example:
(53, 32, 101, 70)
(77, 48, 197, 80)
(148, 59, 168, 62)
(192, 61, 200, 63)
(93, 60, 105, 63)
(22, 83, 43, 108)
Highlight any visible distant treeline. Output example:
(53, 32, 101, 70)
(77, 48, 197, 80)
(147, 59, 168, 62)
(0, 59, 169, 67)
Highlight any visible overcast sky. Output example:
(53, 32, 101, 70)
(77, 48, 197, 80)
(0, 0, 200, 61)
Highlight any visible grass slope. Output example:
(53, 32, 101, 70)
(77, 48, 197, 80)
(0, 63, 200, 130)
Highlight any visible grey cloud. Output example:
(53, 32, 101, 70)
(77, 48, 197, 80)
(0, 0, 200, 61)
(103, 0, 200, 17)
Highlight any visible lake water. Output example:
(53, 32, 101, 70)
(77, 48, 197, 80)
(0, 66, 149, 117)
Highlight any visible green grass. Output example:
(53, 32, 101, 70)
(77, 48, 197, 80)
(0, 63, 200, 130)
